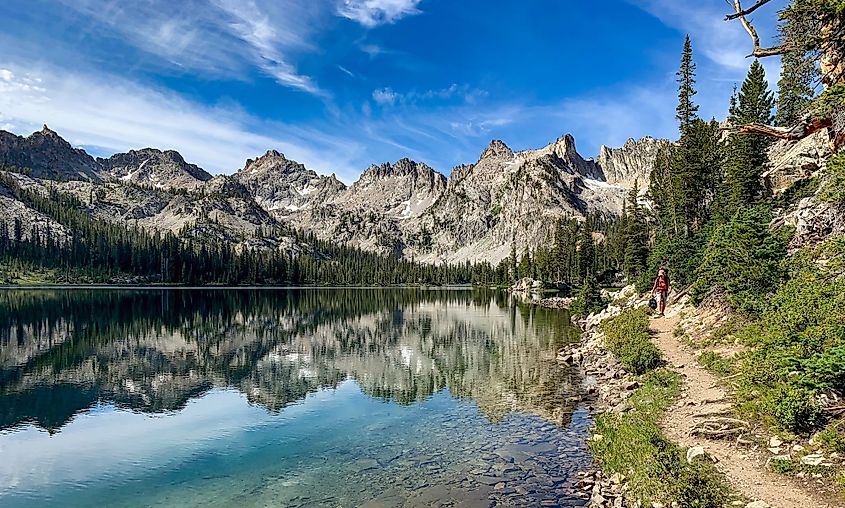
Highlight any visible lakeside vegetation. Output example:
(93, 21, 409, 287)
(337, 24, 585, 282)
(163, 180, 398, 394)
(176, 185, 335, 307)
(588, 0, 845, 502)
(591, 369, 733, 507)
(591, 309, 734, 506)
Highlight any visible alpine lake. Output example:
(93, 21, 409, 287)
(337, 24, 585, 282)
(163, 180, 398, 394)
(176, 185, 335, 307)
(0, 288, 593, 507)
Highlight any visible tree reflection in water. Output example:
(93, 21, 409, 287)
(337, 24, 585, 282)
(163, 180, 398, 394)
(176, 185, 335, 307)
(0, 288, 581, 434)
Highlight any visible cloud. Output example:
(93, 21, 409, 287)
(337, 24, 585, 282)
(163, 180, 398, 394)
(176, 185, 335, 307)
(337, 0, 423, 28)
(370, 84, 487, 108)
(0, 64, 363, 178)
(372, 87, 399, 106)
(632, 0, 786, 80)
(337, 65, 356, 78)
(449, 118, 512, 137)
(55, 0, 328, 95)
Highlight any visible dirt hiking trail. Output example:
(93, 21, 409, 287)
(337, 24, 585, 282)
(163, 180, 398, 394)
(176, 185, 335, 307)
(651, 306, 841, 508)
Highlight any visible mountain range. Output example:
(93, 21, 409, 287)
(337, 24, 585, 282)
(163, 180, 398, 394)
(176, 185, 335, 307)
(0, 125, 669, 264)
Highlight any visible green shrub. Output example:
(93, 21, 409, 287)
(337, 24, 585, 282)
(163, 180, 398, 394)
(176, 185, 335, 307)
(767, 386, 823, 434)
(768, 457, 798, 474)
(814, 425, 845, 453)
(820, 151, 845, 203)
(690, 206, 791, 315)
(736, 239, 845, 433)
(600, 308, 663, 374)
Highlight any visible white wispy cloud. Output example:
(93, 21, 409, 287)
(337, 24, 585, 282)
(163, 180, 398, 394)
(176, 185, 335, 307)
(632, 0, 786, 85)
(337, 0, 424, 28)
(55, 0, 328, 95)
(337, 65, 356, 78)
(371, 84, 487, 108)
(372, 88, 400, 106)
(0, 64, 363, 178)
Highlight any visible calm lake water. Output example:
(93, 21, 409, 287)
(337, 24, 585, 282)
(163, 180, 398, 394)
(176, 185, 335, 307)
(0, 289, 592, 507)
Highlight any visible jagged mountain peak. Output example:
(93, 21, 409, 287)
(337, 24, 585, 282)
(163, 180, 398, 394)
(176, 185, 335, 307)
(1, 126, 101, 182)
(36, 124, 59, 137)
(235, 149, 346, 214)
(523, 133, 604, 180)
(98, 147, 212, 189)
(597, 136, 671, 188)
(480, 139, 514, 160)
(241, 149, 309, 176)
(360, 158, 442, 182)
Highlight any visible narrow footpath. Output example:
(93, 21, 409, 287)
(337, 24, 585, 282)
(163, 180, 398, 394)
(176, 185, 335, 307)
(650, 306, 840, 508)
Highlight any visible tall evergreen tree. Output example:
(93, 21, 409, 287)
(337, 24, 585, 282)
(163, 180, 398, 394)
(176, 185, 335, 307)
(623, 183, 649, 282)
(669, 119, 724, 235)
(518, 248, 533, 279)
(676, 35, 700, 132)
(775, 44, 817, 126)
(577, 223, 595, 283)
(724, 60, 775, 211)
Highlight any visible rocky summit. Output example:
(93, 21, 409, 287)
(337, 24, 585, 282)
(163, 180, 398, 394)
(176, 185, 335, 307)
(598, 136, 672, 189)
(0, 126, 672, 262)
(99, 148, 213, 190)
(0, 125, 102, 182)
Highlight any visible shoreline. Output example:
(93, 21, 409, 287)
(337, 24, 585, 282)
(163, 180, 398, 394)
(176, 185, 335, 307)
(0, 284, 476, 290)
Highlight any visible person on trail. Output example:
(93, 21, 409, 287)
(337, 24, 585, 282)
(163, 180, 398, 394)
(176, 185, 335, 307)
(651, 267, 672, 317)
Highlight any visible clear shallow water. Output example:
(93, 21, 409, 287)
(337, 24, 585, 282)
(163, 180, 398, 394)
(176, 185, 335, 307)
(0, 289, 591, 507)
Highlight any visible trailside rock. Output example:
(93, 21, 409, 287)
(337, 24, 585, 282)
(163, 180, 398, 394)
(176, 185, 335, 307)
(765, 129, 831, 194)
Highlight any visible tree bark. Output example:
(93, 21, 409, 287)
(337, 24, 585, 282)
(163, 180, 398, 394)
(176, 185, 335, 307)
(728, 117, 832, 140)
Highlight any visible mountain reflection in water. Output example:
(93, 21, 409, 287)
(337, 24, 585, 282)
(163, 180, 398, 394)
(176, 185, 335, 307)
(0, 289, 582, 434)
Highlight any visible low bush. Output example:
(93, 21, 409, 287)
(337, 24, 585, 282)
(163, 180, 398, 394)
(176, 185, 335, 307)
(736, 238, 845, 434)
(814, 424, 845, 454)
(820, 151, 845, 203)
(600, 307, 662, 374)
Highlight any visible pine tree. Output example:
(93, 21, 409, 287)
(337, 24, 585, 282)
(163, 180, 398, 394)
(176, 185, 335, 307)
(577, 223, 595, 283)
(724, 60, 775, 211)
(676, 35, 700, 132)
(775, 45, 817, 126)
(623, 183, 649, 282)
(518, 248, 532, 279)
(669, 119, 724, 235)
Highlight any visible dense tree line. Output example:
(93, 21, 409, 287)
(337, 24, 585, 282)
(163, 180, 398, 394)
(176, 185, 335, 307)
(467, 210, 627, 289)
(0, 175, 477, 286)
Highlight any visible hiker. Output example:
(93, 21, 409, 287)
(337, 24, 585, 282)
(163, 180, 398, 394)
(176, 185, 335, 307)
(651, 267, 672, 317)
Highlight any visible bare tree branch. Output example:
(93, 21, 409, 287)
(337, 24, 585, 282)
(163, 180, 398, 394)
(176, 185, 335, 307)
(724, 0, 774, 20)
(723, 116, 833, 140)
(730, 0, 790, 57)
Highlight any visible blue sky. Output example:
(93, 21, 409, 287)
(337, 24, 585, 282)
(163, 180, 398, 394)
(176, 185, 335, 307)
(0, 0, 787, 182)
